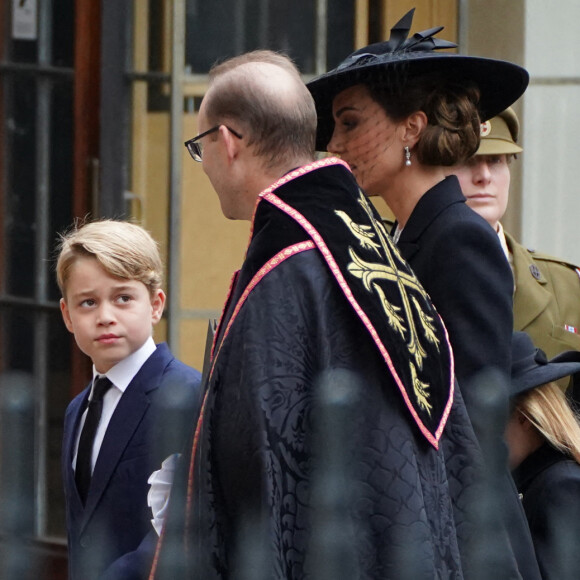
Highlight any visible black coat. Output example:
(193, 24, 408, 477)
(394, 176, 542, 580)
(513, 444, 580, 580)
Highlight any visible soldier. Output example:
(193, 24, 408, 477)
(453, 107, 580, 361)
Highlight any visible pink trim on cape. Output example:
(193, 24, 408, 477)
(209, 241, 316, 385)
(178, 242, 316, 562)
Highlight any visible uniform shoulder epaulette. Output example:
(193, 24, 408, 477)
(527, 248, 580, 272)
(527, 249, 580, 281)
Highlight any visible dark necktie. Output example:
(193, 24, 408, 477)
(75, 376, 113, 504)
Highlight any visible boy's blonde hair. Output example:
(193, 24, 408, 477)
(56, 220, 163, 298)
(516, 381, 580, 464)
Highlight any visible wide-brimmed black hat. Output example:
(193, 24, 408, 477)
(510, 331, 580, 397)
(307, 8, 529, 151)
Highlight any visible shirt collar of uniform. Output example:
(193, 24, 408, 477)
(496, 222, 512, 264)
(91, 336, 157, 394)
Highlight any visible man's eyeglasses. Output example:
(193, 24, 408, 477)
(184, 125, 243, 162)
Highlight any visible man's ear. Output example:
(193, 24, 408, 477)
(220, 125, 241, 163)
(60, 298, 74, 333)
(402, 111, 428, 147)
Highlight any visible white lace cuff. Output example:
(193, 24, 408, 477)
(147, 453, 180, 536)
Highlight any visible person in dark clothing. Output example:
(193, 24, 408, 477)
(307, 8, 540, 579)
(508, 331, 580, 580)
(57, 220, 202, 580)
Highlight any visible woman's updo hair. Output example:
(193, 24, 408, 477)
(367, 71, 481, 166)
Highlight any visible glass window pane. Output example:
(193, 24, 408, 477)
(184, 0, 354, 74)
(2, 305, 35, 372)
(52, 0, 75, 68)
(185, 0, 316, 73)
(327, 0, 355, 69)
(4, 76, 37, 298)
(2, 75, 73, 302)
(10, 38, 37, 64)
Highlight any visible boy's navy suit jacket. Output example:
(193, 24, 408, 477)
(62, 342, 202, 580)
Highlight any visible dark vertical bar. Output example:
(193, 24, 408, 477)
(167, 0, 186, 354)
(99, 0, 129, 218)
(34, 0, 53, 536)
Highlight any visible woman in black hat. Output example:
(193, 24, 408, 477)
(508, 331, 580, 580)
(308, 9, 542, 580)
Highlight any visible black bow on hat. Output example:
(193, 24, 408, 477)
(307, 8, 529, 151)
(510, 331, 580, 397)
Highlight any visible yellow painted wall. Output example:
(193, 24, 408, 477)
(130, 108, 248, 370)
(384, 0, 458, 42)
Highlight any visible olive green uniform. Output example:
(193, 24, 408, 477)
(507, 231, 580, 357)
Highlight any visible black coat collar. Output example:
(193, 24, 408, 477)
(513, 443, 571, 493)
(396, 175, 465, 243)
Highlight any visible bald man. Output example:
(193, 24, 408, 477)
(151, 51, 509, 580)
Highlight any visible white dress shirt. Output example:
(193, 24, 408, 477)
(73, 337, 157, 473)
(392, 224, 403, 243)
(496, 222, 512, 264)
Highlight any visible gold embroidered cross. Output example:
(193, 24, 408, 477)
(335, 191, 440, 415)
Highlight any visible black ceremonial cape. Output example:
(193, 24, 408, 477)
(151, 158, 519, 579)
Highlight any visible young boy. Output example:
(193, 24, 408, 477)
(56, 219, 201, 580)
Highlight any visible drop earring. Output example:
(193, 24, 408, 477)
(404, 146, 412, 167)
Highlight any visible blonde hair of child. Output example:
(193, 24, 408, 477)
(516, 381, 580, 464)
(56, 219, 163, 298)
